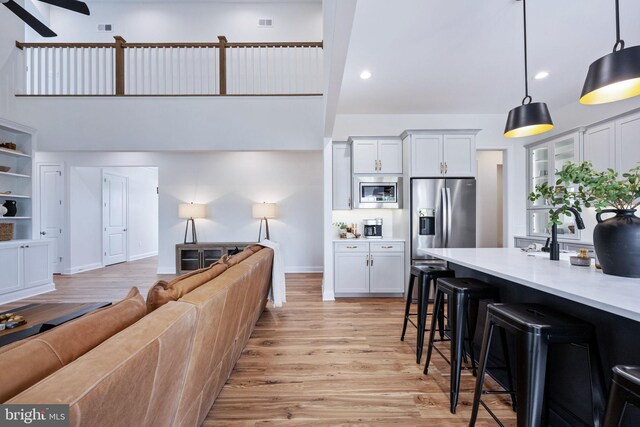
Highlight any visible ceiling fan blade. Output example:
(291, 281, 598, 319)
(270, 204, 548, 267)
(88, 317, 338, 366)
(38, 0, 90, 16)
(3, 0, 57, 37)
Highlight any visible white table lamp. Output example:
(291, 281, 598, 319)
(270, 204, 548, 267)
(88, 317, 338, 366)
(179, 202, 206, 244)
(252, 202, 276, 242)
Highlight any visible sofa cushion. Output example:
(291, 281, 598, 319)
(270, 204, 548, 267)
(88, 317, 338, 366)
(146, 261, 228, 313)
(8, 301, 197, 427)
(222, 244, 263, 267)
(0, 287, 145, 403)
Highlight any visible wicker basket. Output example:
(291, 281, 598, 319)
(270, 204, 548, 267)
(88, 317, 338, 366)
(0, 223, 14, 241)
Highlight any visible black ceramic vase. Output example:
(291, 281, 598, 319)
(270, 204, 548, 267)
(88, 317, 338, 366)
(593, 209, 640, 278)
(2, 200, 16, 217)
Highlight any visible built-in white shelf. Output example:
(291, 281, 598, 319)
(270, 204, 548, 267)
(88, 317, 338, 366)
(0, 194, 30, 199)
(0, 217, 32, 220)
(0, 171, 30, 178)
(0, 148, 30, 158)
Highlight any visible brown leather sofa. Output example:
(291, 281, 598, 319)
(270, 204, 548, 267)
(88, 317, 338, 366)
(4, 245, 274, 427)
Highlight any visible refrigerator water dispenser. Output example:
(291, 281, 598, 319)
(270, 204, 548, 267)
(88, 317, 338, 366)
(418, 208, 435, 236)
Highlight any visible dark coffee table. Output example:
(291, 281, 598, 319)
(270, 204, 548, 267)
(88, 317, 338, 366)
(0, 302, 111, 347)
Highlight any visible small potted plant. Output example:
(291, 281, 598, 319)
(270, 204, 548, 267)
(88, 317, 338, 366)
(530, 161, 640, 277)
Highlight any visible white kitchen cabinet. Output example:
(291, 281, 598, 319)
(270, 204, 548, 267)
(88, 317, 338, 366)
(443, 135, 475, 176)
(350, 138, 402, 174)
(403, 131, 478, 177)
(410, 135, 442, 176)
(583, 123, 615, 172)
(0, 240, 54, 303)
(526, 133, 581, 239)
(334, 241, 404, 295)
(616, 112, 640, 173)
(332, 142, 352, 210)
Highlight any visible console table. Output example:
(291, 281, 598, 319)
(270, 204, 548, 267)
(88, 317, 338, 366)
(175, 242, 255, 274)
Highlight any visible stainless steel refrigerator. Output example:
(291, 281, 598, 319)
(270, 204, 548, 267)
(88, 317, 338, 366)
(411, 178, 476, 263)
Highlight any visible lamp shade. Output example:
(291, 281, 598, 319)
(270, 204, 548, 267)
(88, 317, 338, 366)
(252, 202, 277, 219)
(504, 102, 554, 138)
(178, 203, 206, 219)
(580, 45, 640, 105)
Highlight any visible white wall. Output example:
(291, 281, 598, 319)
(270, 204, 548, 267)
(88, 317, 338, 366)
(476, 151, 503, 248)
(66, 166, 158, 273)
(12, 96, 323, 152)
(36, 150, 323, 274)
(27, 1, 322, 42)
(0, 3, 25, 121)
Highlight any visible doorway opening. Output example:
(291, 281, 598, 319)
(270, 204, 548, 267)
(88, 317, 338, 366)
(476, 150, 505, 248)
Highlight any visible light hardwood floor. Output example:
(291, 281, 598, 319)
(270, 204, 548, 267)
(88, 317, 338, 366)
(2, 258, 516, 425)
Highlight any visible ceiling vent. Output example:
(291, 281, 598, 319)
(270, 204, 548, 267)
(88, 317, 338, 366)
(258, 18, 273, 28)
(97, 24, 113, 33)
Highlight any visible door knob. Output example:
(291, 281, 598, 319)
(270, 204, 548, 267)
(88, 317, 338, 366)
(123, 229, 127, 232)
(40, 231, 46, 235)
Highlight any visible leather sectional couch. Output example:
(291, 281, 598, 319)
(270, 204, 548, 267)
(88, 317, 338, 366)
(1, 245, 274, 427)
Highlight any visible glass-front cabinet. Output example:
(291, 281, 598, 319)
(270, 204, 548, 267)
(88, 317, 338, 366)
(526, 132, 580, 239)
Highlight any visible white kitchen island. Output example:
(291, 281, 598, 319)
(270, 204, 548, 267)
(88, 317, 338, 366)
(421, 248, 640, 322)
(421, 247, 640, 426)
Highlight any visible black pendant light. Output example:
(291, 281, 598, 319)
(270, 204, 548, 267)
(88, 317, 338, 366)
(504, 0, 553, 138)
(581, 0, 640, 104)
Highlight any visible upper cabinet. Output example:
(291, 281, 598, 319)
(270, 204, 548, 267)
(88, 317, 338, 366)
(583, 123, 615, 172)
(527, 132, 579, 207)
(403, 130, 478, 177)
(350, 138, 402, 174)
(581, 110, 640, 174)
(616, 112, 640, 174)
(332, 142, 352, 210)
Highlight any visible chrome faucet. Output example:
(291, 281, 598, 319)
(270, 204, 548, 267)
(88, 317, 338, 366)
(550, 207, 585, 261)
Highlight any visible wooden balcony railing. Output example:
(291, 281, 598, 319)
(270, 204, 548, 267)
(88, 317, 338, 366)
(15, 36, 323, 96)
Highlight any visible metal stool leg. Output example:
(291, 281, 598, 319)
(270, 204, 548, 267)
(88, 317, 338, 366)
(401, 274, 416, 341)
(499, 327, 517, 411)
(423, 288, 444, 375)
(469, 317, 495, 427)
(586, 334, 606, 427)
(449, 291, 468, 414)
(515, 332, 548, 427)
(416, 274, 431, 363)
(603, 380, 630, 427)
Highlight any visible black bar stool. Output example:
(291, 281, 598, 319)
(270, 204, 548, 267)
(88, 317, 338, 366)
(469, 303, 606, 427)
(401, 264, 455, 364)
(603, 365, 640, 426)
(423, 277, 511, 414)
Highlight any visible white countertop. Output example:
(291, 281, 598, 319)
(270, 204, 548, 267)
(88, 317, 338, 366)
(421, 248, 640, 322)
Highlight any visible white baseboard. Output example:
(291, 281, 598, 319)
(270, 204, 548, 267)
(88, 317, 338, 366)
(65, 262, 103, 275)
(0, 282, 55, 305)
(157, 267, 176, 275)
(129, 251, 158, 262)
(322, 290, 335, 301)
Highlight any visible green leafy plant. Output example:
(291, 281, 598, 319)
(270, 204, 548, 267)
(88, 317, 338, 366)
(529, 161, 640, 226)
(333, 222, 347, 229)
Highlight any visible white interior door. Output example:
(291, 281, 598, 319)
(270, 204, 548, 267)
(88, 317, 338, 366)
(39, 164, 63, 274)
(103, 172, 128, 266)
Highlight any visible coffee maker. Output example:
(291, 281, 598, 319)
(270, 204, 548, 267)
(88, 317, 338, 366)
(363, 218, 383, 239)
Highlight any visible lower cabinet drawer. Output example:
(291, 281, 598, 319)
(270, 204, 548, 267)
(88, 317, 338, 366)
(370, 242, 404, 253)
(334, 242, 369, 252)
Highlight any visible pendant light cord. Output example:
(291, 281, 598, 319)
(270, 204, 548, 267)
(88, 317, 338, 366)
(521, 0, 532, 105)
(614, 0, 625, 51)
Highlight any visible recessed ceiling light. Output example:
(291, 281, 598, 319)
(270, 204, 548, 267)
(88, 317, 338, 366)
(360, 70, 372, 80)
(534, 71, 549, 80)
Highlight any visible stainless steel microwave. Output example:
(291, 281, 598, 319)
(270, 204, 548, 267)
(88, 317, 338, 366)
(353, 176, 403, 209)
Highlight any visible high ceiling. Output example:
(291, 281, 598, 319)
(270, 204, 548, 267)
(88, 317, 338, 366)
(337, 0, 640, 114)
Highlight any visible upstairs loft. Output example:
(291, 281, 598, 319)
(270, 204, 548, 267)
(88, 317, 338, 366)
(9, 36, 324, 151)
